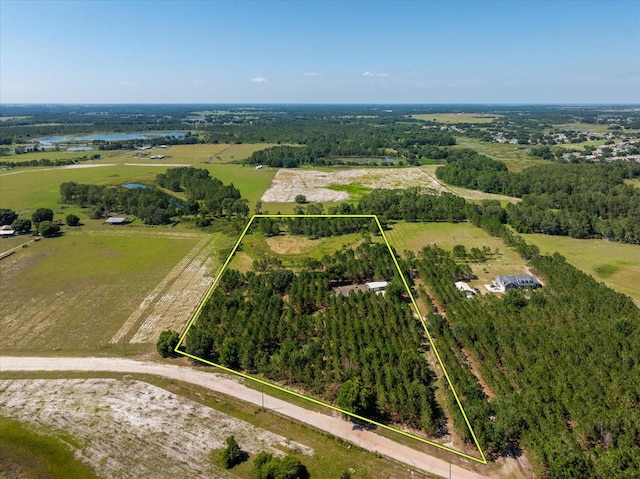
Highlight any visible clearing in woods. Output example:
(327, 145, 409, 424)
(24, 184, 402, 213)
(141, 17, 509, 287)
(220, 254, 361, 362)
(177, 214, 488, 465)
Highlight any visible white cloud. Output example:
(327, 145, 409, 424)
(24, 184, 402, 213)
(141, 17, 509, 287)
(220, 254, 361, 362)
(119, 81, 139, 86)
(251, 76, 268, 83)
(304, 72, 321, 77)
(363, 71, 390, 77)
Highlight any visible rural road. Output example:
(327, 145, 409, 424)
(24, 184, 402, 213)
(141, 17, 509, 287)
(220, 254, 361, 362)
(0, 356, 491, 479)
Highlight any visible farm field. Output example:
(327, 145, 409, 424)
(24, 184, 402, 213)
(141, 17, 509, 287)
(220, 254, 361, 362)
(3, 142, 277, 165)
(522, 233, 640, 306)
(453, 138, 551, 172)
(0, 163, 275, 213)
(412, 113, 499, 124)
(383, 221, 528, 288)
(0, 228, 225, 352)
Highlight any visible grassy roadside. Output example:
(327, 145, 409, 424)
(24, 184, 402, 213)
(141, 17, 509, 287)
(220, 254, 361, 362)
(0, 416, 101, 479)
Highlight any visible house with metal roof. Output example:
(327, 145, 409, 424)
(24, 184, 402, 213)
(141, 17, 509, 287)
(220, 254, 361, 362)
(365, 281, 389, 293)
(105, 217, 128, 225)
(495, 275, 541, 291)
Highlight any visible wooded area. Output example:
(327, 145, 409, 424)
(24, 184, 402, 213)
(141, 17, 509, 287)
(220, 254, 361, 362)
(186, 240, 443, 434)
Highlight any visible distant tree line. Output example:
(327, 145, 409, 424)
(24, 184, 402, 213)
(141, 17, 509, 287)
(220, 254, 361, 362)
(436, 154, 640, 242)
(0, 154, 101, 168)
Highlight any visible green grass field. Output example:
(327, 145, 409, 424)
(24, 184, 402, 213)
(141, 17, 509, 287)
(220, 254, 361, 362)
(383, 221, 529, 287)
(0, 163, 276, 213)
(0, 229, 204, 351)
(522, 233, 640, 305)
(453, 137, 551, 172)
(3, 142, 277, 165)
(412, 113, 499, 124)
(0, 416, 100, 479)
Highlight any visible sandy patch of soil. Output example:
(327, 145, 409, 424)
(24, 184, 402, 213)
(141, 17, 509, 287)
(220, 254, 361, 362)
(0, 378, 313, 479)
(261, 168, 444, 203)
(264, 235, 320, 255)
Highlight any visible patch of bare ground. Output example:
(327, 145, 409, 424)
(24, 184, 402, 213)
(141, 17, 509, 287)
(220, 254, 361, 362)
(0, 379, 312, 479)
(261, 168, 445, 203)
(264, 235, 319, 255)
(112, 235, 222, 345)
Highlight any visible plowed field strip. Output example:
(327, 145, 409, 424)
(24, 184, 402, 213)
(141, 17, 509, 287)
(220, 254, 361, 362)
(111, 236, 220, 344)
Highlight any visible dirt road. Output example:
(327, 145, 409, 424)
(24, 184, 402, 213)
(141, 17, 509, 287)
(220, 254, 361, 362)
(0, 356, 492, 479)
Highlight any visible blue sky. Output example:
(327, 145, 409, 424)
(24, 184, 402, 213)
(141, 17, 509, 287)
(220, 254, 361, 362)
(1, 0, 638, 103)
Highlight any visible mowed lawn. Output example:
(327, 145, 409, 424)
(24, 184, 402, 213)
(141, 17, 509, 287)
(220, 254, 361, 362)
(383, 221, 529, 286)
(0, 163, 276, 213)
(523, 233, 640, 306)
(0, 230, 201, 351)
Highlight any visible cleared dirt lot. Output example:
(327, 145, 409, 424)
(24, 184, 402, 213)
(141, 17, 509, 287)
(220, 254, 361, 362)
(0, 378, 312, 479)
(261, 167, 445, 203)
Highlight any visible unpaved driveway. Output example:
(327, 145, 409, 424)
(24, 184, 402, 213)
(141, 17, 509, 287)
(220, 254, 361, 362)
(0, 356, 499, 479)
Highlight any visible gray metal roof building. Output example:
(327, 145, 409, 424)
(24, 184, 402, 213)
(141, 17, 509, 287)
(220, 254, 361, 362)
(495, 275, 541, 291)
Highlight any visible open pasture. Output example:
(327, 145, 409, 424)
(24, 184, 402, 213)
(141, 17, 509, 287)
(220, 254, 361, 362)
(4, 143, 277, 166)
(0, 229, 205, 351)
(453, 137, 551, 172)
(0, 163, 276, 213)
(523, 233, 640, 306)
(412, 113, 499, 124)
(383, 221, 529, 287)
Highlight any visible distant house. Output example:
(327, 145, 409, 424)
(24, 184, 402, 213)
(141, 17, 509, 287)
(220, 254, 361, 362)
(0, 225, 15, 237)
(365, 281, 389, 293)
(495, 275, 541, 291)
(105, 217, 127, 225)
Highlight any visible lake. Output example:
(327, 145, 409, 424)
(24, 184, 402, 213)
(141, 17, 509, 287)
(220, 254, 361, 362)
(36, 131, 187, 145)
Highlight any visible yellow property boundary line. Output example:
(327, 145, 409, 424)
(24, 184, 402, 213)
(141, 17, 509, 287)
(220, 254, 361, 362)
(175, 214, 487, 464)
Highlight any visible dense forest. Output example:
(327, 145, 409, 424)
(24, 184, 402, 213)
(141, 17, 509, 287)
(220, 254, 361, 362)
(411, 238, 640, 477)
(437, 154, 640, 242)
(185, 240, 443, 434)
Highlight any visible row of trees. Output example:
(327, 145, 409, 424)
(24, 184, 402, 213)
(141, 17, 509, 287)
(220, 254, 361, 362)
(186, 241, 442, 433)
